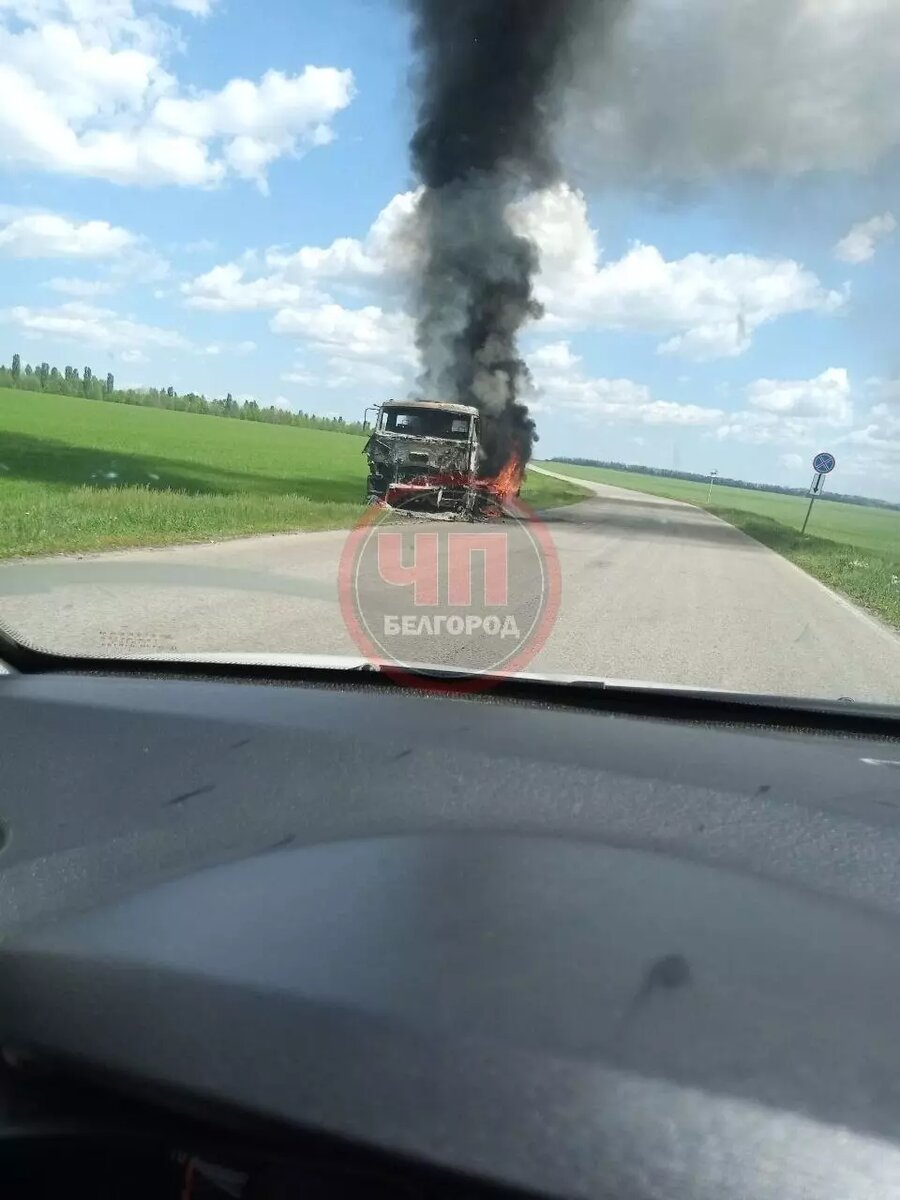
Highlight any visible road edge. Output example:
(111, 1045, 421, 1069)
(535, 464, 900, 647)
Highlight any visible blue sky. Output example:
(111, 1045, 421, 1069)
(2, 0, 899, 499)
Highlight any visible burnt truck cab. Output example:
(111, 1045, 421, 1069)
(363, 400, 482, 516)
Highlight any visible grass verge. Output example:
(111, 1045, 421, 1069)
(521, 471, 592, 511)
(1, 471, 590, 558)
(0, 481, 365, 558)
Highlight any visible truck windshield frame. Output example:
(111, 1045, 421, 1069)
(381, 408, 473, 441)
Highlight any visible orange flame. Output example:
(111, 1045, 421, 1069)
(482, 454, 525, 502)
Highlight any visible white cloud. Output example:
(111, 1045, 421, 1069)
(510, 186, 845, 360)
(184, 190, 422, 311)
(842, 386, 900, 481)
(717, 369, 854, 445)
(0, 212, 135, 257)
(529, 346, 723, 428)
(187, 185, 842, 362)
(267, 188, 422, 286)
(842, 428, 900, 488)
(152, 67, 354, 190)
(834, 213, 897, 264)
(3, 301, 189, 351)
(565, 0, 900, 180)
(848, 410, 900, 448)
(552, 378, 724, 426)
(747, 368, 852, 423)
(182, 204, 420, 388)
(0, 2, 354, 188)
(163, 0, 216, 15)
(182, 262, 313, 310)
(270, 302, 416, 366)
(18, 216, 172, 295)
(715, 412, 816, 446)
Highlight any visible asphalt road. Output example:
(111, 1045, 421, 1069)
(1, 468, 899, 704)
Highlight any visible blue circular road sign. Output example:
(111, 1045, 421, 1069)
(813, 452, 836, 474)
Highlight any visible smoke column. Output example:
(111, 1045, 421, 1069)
(407, 0, 590, 475)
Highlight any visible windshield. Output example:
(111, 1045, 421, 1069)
(0, 0, 899, 707)
(381, 408, 472, 440)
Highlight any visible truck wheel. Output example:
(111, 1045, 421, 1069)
(366, 475, 387, 505)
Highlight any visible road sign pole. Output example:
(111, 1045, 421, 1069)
(800, 496, 815, 536)
(801, 475, 826, 535)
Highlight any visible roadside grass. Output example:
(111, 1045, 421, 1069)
(0, 479, 365, 558)
(543, 460, 900, 631)
(0, 389, 589, 557)
(520, 470, 592, 511)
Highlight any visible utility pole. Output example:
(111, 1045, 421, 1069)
(706, 469, 718, 503)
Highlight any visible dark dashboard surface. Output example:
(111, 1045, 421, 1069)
(1, 670, 900, 1198)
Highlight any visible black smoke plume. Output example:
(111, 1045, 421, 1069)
(407, 0, 590, 475)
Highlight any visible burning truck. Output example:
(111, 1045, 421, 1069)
(363, 400, 523, 520)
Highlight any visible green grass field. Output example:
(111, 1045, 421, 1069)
(543, 460, 900, 631)
(0, 389, 590, 558)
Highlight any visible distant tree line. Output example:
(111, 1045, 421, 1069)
(552, 457, 900, 512)
(0, 353, 367, 436)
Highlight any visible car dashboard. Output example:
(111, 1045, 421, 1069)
(1, 659, 900, 1198)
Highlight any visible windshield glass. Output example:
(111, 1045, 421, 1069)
(381, 409, 472, 439)
(0, 0, 899, 707)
